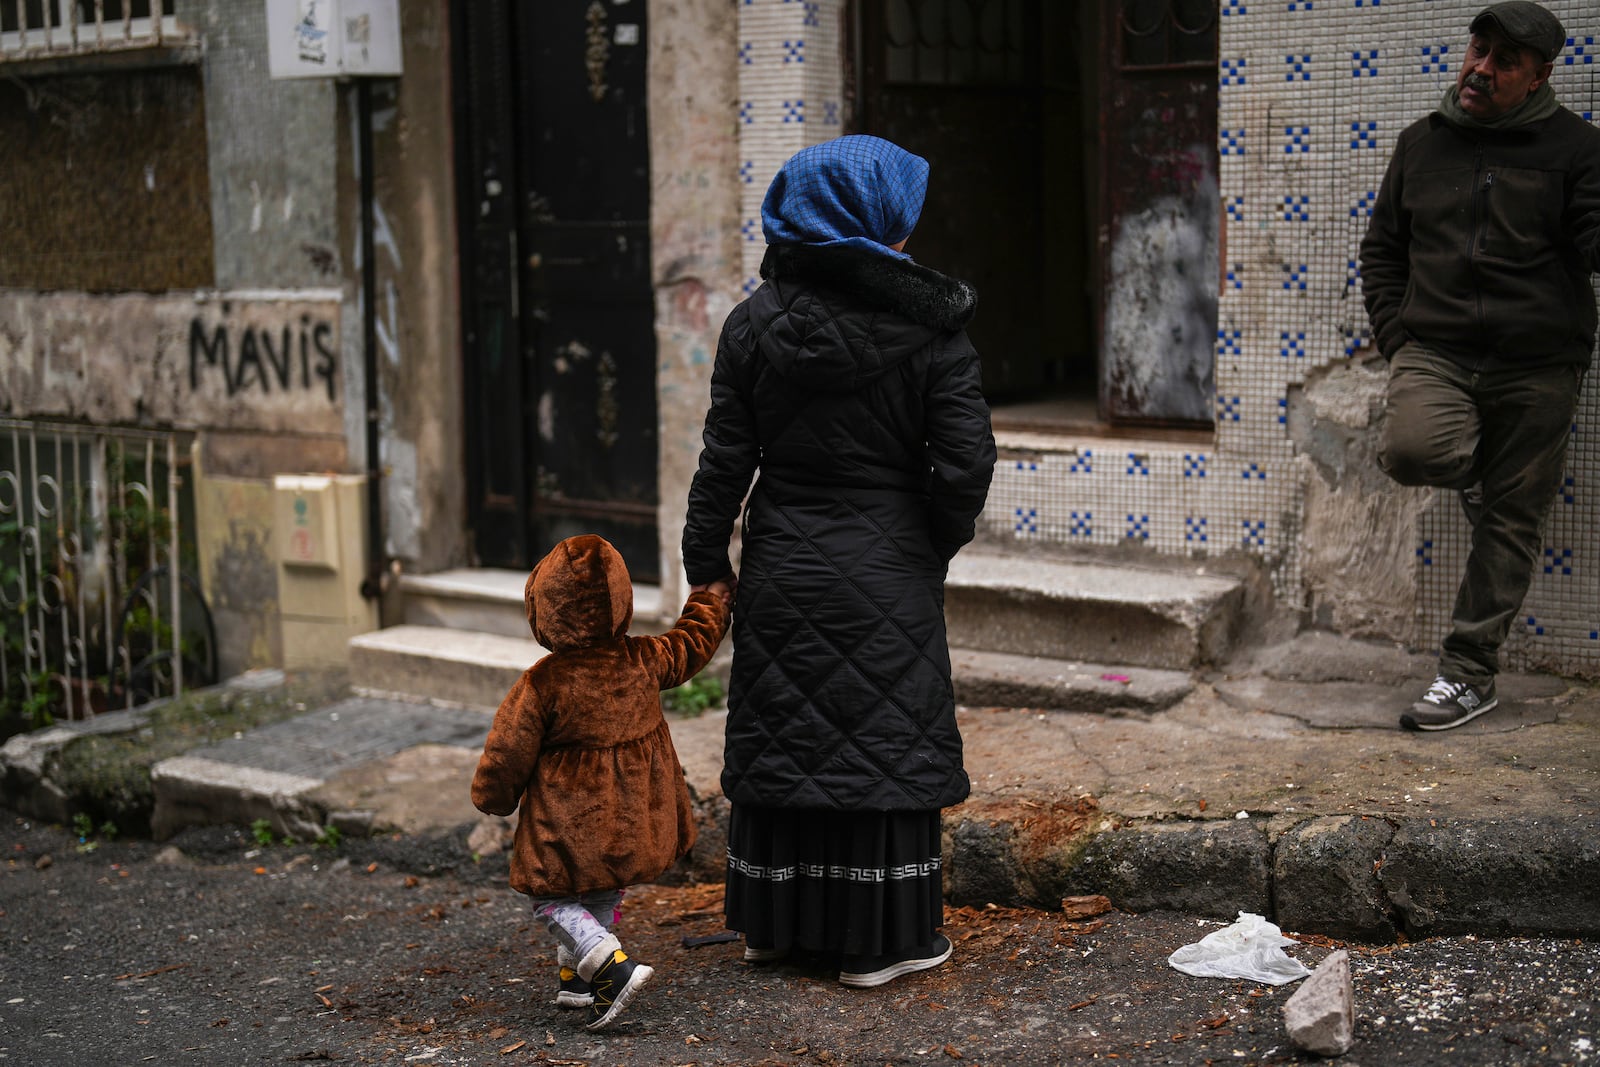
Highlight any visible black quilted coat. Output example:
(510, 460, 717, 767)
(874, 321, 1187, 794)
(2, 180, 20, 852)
(682, 242, 996, 812)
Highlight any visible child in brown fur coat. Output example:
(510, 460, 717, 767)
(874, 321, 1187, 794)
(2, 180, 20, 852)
(471, 534, 731, 1031)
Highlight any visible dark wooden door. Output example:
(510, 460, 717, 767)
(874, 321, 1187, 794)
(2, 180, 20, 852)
(1098, 0, 1218, 424)
(456, 0, 659, 578)
(856, 0, 1092, 403)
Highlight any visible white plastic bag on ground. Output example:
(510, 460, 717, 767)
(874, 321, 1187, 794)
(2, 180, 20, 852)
(1167, 911, 1313, 985)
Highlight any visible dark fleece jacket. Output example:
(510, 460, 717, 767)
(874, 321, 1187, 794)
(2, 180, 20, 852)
(471, 535, 729, 897)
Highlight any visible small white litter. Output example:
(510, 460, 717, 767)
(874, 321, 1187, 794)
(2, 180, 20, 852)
(1167, 911, 1313, 985)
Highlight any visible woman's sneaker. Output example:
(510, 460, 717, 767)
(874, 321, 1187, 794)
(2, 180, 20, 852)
(1401, 675, 1498, 731)
(838, 934, 952, 988)
(743, 943, 789, 963)
(584, 950, 652, 1031)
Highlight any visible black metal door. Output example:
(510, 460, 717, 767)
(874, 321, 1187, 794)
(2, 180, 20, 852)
(456, 0, 659, 579)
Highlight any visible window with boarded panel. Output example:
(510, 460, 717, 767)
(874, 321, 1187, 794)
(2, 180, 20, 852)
(0, 66, 214, 290)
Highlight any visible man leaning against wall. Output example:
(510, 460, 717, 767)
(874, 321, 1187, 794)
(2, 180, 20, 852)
(1360, 1, 1600, 731)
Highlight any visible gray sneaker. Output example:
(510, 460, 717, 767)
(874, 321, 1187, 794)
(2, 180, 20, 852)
(1400, 675, 1498, 731)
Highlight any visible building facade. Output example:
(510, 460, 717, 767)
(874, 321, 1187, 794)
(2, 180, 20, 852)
(4, 0, 1598, 714)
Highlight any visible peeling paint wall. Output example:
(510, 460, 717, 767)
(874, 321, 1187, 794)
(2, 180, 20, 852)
(650, 0, 742, 611)
(355, 0, 465, 575)
(0, 290, 344, 433)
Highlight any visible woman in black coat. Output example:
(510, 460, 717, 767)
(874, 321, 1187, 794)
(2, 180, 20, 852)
(682, 135, 995, 987)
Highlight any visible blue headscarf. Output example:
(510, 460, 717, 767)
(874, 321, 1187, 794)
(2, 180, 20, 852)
(760, 135, 929, 261)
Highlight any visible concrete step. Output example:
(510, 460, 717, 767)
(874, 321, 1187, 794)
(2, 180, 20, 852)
(349, 625, 546, 709)
(945, 549, 1246, 670)
(400, 567, 665, 639)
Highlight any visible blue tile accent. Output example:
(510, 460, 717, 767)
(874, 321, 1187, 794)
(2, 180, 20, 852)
(1242, 519, 1268, 547)
(739, 160, 755, 184)
(1243, 462, 1268, 480)
(1527, 615, 1545, 636)
(822, 100, 841, 126)
(1351, 190, 1376, 218)
(1350, 121, 1379, 150)
(1421, 44, 1450, 74)
(1218, 394, 1242, 421)
(739, 41, 754, 65)
(1285, 53, 1311, 81)
(1227, 196, 1246, 221)
(1544, 547, 1574, 576)
(1069, 511, 1094, 538)
(1184, 453, 1208, 478)
(1126, 514, 1150, 541)
(802, 0, 821, 27)
(1351, 49, 1377, 77)
(1417, 539, 1433, 566)
(1218, 329, 1243, 357)
(1344, 326, 1373, 357)
(1227, 265, 1243, 291)
(740, 217, 760, 243)
(1284, 125, 1311, 153)
(1565, 36, 1594, 65)
(1287, 0, 1312, 9)
(1014, 459, 1039, 472)
(1222, 58, 1248, 86)
(1014, 506, 1038, 535)
(1222, 128, 1246, 156)
(783, 38, 805, 63)
(740, 101, 755, 125)
(1185, 516, 1209, 543)
(1278, 396, 1288, 425)
(1282, 195, 1310, 221)
(1126, 453, 1150, 477)
(1561, 475, 1575, 505)
(1282, 264, 1308, 291)
(781, 99, 805, 123)
(742, 275, 760, 296)
(1223, 0, 1247, 15)
(1279, 330, 1308, 358)
(1069, 450, 1093, 474)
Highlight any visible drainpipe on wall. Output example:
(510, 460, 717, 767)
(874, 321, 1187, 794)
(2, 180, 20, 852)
(356, 78, 386, 602)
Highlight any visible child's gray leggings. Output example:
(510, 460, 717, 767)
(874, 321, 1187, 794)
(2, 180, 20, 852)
(529, 889, 624, 962)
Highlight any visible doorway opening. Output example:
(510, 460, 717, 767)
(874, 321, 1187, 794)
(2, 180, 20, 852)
(452, 0, 659, 580)
(851, 0, 1219, 433)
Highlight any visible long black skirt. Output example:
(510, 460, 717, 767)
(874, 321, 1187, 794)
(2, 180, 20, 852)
(724, 804, 945, 957)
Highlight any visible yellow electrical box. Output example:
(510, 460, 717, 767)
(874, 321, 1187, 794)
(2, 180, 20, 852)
(273, 474, 378, 669)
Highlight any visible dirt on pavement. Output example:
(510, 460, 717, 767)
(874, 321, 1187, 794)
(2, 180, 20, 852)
(2, 810, 1595, 1066)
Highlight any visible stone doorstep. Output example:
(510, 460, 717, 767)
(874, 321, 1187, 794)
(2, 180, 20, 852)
(400, 568, 667, 640)
(944, 551, 1247, 669)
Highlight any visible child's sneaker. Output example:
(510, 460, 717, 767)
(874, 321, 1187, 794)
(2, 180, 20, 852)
(555, 965, 593, 1008)
(554, 945, 593, 1008)
(584, 949, 652, 1031)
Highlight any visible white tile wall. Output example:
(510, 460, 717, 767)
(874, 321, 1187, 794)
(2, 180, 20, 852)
(736, 0, 1600, 673)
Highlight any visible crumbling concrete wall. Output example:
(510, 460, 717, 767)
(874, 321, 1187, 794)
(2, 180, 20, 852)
(650, 0, 743, 611)
(1288, 354, 1427, 641)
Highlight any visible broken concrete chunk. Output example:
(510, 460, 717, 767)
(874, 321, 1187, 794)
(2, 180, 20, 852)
(1283, 948, 1356, 1056)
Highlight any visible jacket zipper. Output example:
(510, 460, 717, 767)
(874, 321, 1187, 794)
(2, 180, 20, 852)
(1470, 146, 1488, 333)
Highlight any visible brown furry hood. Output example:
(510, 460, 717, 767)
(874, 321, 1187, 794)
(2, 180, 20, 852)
(525, 535, 634, 650)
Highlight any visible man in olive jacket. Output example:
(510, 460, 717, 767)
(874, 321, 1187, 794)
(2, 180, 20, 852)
(1361, 1, 1600, 730)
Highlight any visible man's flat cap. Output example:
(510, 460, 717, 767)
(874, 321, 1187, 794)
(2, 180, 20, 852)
(1470, 1, 1566, 62)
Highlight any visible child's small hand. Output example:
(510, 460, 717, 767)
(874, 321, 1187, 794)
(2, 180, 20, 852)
(706, 578, 734, 609)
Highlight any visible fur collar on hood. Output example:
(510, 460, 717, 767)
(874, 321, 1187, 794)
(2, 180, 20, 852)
(525, 535, 634, 650)
(760, 243, 977, 331)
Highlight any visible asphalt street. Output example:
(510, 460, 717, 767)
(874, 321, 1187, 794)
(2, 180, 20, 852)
(2, 809, 1596, 1066)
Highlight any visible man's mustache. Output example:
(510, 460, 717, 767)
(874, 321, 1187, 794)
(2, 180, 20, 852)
(1464, 74, 1492, 92)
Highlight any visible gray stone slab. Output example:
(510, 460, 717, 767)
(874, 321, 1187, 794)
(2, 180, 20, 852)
(1273, 814, 1398, 942)
(184, 697, 490, 779)
(1379, 816, 1600, 938)
(1215, 675, 1565, 732)
(951, 648, 1194, 712)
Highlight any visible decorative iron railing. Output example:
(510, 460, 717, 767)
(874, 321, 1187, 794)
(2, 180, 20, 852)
(0, 418, 215, 730)
(0, 0, 187, 62)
